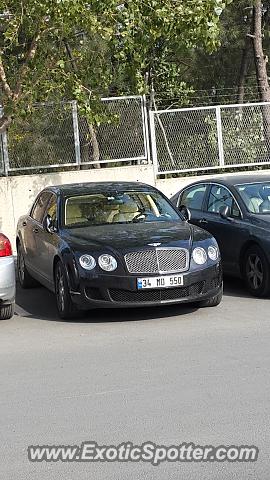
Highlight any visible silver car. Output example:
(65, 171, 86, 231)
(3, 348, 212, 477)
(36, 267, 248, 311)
(0, 233, 15, 320)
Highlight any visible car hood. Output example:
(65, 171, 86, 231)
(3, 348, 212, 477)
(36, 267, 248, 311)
(62, 221, 211, 252)
(251, 214, 270, 228)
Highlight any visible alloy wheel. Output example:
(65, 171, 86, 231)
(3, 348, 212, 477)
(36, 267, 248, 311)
(246, 253, 264, 291)
(56, 268, 65, 313)
(18, 247, 25, 284)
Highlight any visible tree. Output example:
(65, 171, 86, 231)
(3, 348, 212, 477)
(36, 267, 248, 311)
(251, 0, 270, 149)
(0, 0, 231, 133)
(252, 0, 270, 103)
(110, 0, 232, 95)
(0, 0, 115, 133)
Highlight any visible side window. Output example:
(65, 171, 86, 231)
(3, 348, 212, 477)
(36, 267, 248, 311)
(46, 194, 58, 226)
(180, 184, 207, 211)
(207, 185, 240, 218)
(31, 192, 52, 223)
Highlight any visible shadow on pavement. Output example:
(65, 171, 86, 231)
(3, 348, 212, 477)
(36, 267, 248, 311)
(223, 275, 268, 300)
(15, 276, 266, 323)
(15, 282, 198, 323)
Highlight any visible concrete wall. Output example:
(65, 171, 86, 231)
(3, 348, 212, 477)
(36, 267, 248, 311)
(1, 164, 270, 251)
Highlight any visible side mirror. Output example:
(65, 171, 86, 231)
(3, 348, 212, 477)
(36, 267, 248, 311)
(43, 214, 55, 234)
(219, 205, 231, 220)
(179, 205, 191, 222)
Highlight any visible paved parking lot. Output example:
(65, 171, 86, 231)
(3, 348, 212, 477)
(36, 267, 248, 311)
(0, 278, 270, 479)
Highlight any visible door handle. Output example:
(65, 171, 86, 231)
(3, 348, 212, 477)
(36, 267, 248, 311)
(199, 218, 208, 225)
(33, 227, 39, 234)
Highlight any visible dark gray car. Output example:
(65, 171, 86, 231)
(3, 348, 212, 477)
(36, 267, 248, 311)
(171, 174, 270, 297)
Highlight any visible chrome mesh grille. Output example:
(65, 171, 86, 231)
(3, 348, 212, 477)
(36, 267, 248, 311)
(125, 248, 188, 274)
(157, 249, 187, 273)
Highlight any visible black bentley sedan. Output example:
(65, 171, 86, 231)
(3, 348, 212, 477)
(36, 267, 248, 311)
(17, 182, 222, 318)
(171, 174, 270, 297)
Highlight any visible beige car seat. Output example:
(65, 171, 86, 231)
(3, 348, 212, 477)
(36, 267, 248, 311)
(113, 202, 140, 223)
(101, 205, 119, 223)
(65, 204, 88, 225)
(249, 197, 262, 213)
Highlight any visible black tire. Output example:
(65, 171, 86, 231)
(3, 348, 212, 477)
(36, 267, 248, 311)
(0, 304, 14, 320)
(17, 243, 38, 288)
(54, 261, 78, 319)
(199, 288, 223, 308)
(243, 245, 270, 297)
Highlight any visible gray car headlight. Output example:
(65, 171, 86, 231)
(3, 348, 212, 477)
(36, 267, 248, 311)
(192, 247, 207, 265)
(208, 245, 219, 261)
(79, 254, 96, 270)
(98, 254, 117, 272)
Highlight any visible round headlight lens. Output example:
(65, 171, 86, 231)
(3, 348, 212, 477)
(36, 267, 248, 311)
(208, 245, 219, 261)
(192, 247, 207, 265)
(98, 254, 117, 272)
(79, 254, 96, 270)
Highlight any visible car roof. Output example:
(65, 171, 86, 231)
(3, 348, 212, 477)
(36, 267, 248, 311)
(46, 181, 156, 196)
(183, 173, 270, 188)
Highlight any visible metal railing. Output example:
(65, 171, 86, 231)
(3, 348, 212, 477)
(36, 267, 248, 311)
(2, 95, 149, 174)
(149, 102, 270, 175)
(2, 99, 270, 177)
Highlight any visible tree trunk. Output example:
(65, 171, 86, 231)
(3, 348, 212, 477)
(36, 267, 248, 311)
(0, 115, 12, 134)
(252, 0, 270, 149)
(88, 123, 101, 168)
(237, 36, 250, 104)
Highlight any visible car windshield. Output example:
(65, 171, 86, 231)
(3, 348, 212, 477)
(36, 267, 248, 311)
(236, 182, 270, 214)
(64, 191, 180, 227)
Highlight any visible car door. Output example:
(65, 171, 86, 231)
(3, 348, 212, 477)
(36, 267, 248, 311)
(39, 193, 59, 286)
(22, 191, 52, 276)
(200, 184, 249, 274)
(178, 183, 208, 227)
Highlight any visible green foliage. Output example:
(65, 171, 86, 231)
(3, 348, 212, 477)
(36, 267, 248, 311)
(0, 0, 230, 127)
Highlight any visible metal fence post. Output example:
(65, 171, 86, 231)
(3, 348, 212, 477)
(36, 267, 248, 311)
(142, 95, 151, 164)
(149, 110, 159, 177)
(72, 101, 81, 166)
(1, 130, 10, 176)
(216, 106, 225, 167)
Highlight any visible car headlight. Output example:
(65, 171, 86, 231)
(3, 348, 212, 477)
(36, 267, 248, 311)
(208, 245, 219, 261)
(192, 247, 207, 265)
(79, 254, 96, 270)
(98, 254, 117, 272)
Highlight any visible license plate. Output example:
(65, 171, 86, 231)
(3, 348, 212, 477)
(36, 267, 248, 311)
(137, 275, 184, 290)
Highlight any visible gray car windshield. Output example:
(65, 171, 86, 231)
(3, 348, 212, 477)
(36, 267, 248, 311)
(236, 182, 270, 214)
(64, 191, 180, 227)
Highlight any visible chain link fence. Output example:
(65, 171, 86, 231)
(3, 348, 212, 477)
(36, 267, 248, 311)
(79, 96, 149, 167)
(221, 104, 270, 166)
(2, 99, 270, 177)
(0, 135, 4, 175)
(2, 95, 149, 174)
(0, 108, 6, 175)
(150, 102, 270, 175)
(7, 102, 77, 171)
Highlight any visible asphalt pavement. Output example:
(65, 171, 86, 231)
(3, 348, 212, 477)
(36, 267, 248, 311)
(0, 278, 269, 479)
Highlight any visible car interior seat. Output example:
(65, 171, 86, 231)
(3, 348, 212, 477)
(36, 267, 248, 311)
(188, 191, 205, 210)
(65, 204, 88, 225)
(113, 201, 140, 223)
(259, 186, 270, 213)
(101, 204, 119, 223)
(249, 197, 263, 213)
(208, 194, 228, 213)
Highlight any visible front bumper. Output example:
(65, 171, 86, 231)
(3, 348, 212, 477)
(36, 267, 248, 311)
(0, 256, 16, 305)
(70, 263, 222, 309)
